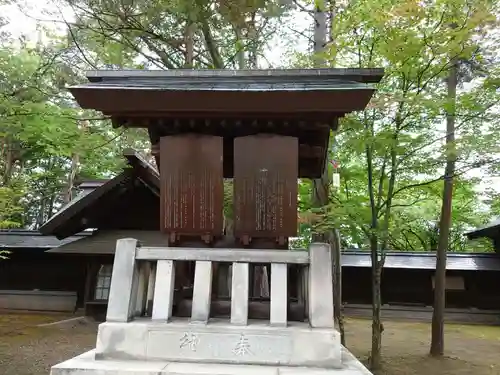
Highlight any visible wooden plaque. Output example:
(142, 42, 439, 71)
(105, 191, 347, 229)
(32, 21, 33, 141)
(233, 135, 298, 239)
(160, 135, 224, 237)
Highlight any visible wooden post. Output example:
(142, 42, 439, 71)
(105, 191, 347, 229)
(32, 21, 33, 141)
(83, 261, 94, 310)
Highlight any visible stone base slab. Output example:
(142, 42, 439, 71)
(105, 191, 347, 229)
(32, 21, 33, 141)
(51, 348, 372, 375)
(0, 290, 77, 312)
(96, 319, 341, 368)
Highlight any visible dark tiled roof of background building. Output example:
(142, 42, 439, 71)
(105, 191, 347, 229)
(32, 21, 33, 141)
(342, 250, 500, 271)
(465, 218, 500, 240)
(39, 149, 159, 239)
(0, 229, 91, 249)
(46, 230, 168, 254)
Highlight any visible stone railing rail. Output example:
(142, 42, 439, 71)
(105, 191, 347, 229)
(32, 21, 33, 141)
(106, 238, 335, 330)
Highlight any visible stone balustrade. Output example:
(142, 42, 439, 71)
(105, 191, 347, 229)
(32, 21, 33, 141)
(94, 238, 341, 368)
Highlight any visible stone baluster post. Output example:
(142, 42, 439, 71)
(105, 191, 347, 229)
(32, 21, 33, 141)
(308, 243, 335, 328)
(106, 238, 139, 322)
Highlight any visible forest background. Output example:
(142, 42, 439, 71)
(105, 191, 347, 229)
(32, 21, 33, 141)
(1, 0, 499, 252)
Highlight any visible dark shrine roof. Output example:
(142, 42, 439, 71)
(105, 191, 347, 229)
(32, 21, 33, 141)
(46, 230, 168, 254)
(0, 229, 89, 250)
(78, 180, 108, 190)
(70, 68, 384, 116)
(69, 69, 384, 178)
(465, 218, 500, 240)
(39, 150, 159, 239)
(342, 251, 500, 271)
(85, 68, 384, 83)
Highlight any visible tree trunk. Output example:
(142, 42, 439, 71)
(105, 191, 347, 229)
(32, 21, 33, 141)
(47, 189, 55, 222)
(247, 13, 258, 69)
(430, 55, 457, 357)
(311, 0, 328, 226)
(184, 21, 195, 68)
(313, 0, 327, 68)
(235, 27, 245, 70)
(2, 141, 14, 186)
(370, 235, 383, 370)
(65, 153, 79, 204)
(65, 120, 89, 204)
(366, 136, 383, 371)
(244, 22, 269, 297)
(311, 0, 328, 231)
(311, 0, 345, 344)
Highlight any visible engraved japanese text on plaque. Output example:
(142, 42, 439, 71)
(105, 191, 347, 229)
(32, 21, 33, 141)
(233, 135, 298, 238)
(160, 135, 224, 236)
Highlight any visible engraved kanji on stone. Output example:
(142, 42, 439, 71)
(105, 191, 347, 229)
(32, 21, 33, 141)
(232, 334, 252, 356)
(179, 332, 199, 351)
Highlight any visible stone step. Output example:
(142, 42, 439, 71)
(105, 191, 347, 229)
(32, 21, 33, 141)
(95, 319, 342, 368)
(51, 348, 372, 375)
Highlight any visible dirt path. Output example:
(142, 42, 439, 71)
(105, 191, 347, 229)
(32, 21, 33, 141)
(344, 318, 500, 375)
(0, 313, 498, 375)
(0, 313, 97, 375)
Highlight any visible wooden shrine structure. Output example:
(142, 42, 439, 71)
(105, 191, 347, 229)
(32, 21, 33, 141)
(68, 68, 384, 317)
(50, 69, 384, 375)
(70, 69, 383, 245)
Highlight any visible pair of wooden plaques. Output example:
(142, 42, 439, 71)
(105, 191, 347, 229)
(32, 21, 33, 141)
(159, 134, 298, 243)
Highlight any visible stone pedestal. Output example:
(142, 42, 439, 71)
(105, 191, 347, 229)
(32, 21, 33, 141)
(50, 319, 373, 375)
(95, 319, 341, 368)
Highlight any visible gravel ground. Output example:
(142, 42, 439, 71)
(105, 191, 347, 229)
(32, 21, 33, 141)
(0, 312, 97, 375)
(344, 318, 500, 375)
(0, 313, 499, 375)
